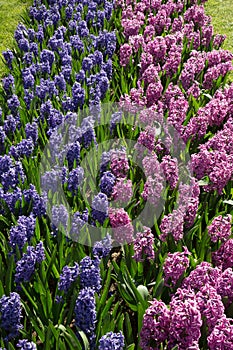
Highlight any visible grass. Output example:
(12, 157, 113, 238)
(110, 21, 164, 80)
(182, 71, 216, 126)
(0, 0, 32, 78)
(205, 0, 233, 82)
(205, 0, 233, 53)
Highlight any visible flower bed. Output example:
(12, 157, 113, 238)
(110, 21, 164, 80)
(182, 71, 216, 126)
(0, 0, 232, 349)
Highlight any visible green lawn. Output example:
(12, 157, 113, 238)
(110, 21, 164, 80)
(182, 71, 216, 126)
(204, 0, 233, 82)
(0, 0, 32, 77)
(205, 0, 233, 53)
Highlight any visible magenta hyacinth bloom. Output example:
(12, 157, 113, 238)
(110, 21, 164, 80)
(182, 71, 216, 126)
(207, 317, 233, 349)
(110, 150, 129, 178)
(112, 178, 133, 205)
(120, 43, 132, 66)
(109, 208, 134, 244)
(159, 209, 184, 242)
(140, 298, 170, 350)
(212, 238, 233, 270)
(207, 214, 232, 243)
(182, 261, 221, 291)
(163, 247, 190, 287)
(132, 226, 155, 262)
(168, 288, 202, 349)
(196, 285, 225, 334)
(160, 155, 179, 190)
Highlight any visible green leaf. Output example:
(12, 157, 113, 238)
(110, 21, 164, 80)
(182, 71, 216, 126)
(124, 312, 133, 345)
(198, 176, 210, 186)
(127, 345, 135, 350)
(5, 254, 14, 295)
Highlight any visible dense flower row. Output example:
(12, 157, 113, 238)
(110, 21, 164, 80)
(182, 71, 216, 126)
(0, 0, 232, 349)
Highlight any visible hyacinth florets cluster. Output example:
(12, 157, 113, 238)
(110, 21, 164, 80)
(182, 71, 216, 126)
(15, 242, 45, 286)
(0, 292, 22, 341)
(207, 214, 232, 243)
(58, 262, 79, 293)
(80, 256, 102, 293)
(98, 331, 125, 350)
(75, 287, 97, 350)
(109, 207, 134, 244)
(140, 298, 170, 350)
(163, 246, 190, 287)
(132, 226, 155, 262)
(16, 340, 37, 350)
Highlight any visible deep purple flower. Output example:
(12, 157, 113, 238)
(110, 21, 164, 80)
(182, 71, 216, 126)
(102, 59, 112, 79)
(2, 49, 14, 68)
(9, 139, 34, 160)
(15, 242, 45, 285)
(18, 38, 30, 52)
(98, 331, 124, 350)
(1, 187, 22, 213)
(24, 89, 34, 109)
(25, 122, 38, 144)
(2, 75, 15, 94)
(0, 292, 22, 340)
(75, 287, 96, 350)
(7, 94, 20, 114)
(22, 68, 35, 89)
(91, 192, 109, 224)
(70, 35, 84, 52)
(80, 256, 101, 293)
(96, 72, 109, 99)
(58, 262, 79, 293)
(78, 117, 96, 149)
(71, 82, 85, 109)
(16, 340, 37, 350)
(75, 69, 85, 83)
(67, 166, 84, 193)
(66, 141, 81, 170)
(54, 74, 66, 91)
(3, 114, 18, 133)
(92, 233, 112, 259)
(0, 161, 25, 192)
(99, 171, 116, 197)
(23, 185, 47, 217)
(18, 214, 36, 242)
